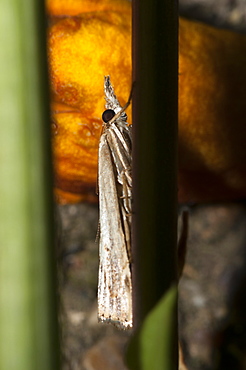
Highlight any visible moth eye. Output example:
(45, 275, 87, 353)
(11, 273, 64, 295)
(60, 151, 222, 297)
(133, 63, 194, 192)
(102, 109, 115, 123)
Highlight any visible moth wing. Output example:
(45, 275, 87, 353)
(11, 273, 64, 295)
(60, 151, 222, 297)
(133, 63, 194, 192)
(98, 132, 132, 329)
(106, 126, 132, 254)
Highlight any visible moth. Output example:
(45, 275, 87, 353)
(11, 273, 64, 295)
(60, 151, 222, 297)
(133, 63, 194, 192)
(97, 76, 133, 329)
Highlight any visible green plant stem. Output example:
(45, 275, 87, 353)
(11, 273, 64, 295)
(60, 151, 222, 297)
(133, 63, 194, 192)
(0, 1, 59, 369)
(132, 0, 178, 366)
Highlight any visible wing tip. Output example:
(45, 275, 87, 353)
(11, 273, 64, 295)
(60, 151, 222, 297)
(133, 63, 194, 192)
(98, 314, 133, 330)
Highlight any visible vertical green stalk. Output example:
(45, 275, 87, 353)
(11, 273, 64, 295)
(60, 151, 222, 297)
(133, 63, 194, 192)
(130, 0, 178, 368)
(0, 1, 59, 369)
